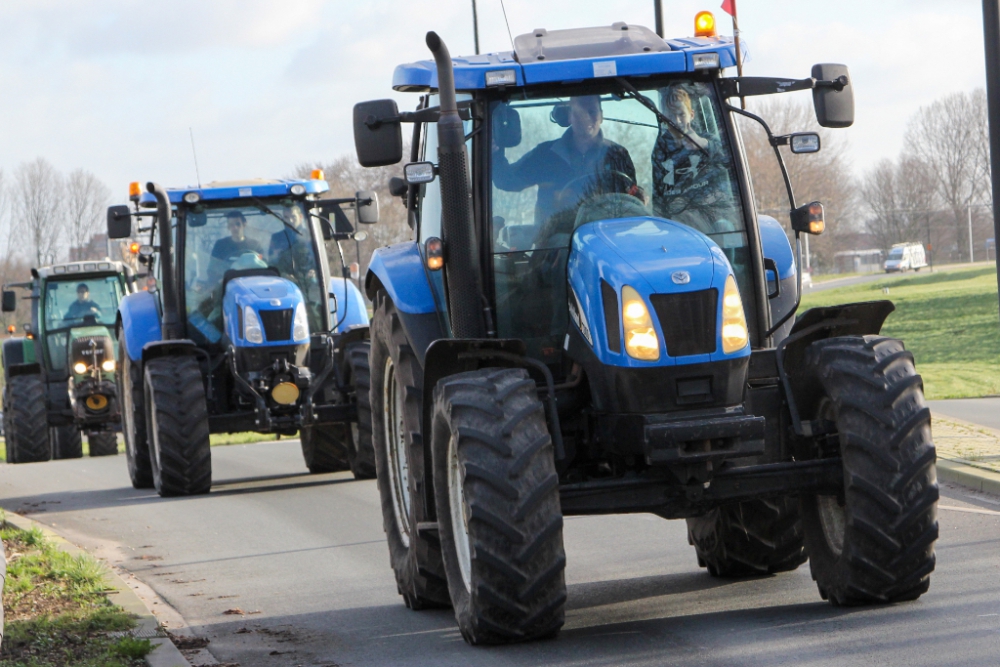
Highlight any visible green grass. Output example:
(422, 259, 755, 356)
(800, 264, 1000, 399)
(1, 521, 152, 666)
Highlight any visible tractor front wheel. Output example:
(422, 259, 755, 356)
(144, 356, 211, 497)
(88, 431, 119, 457)
(3, 374, 50, 463)
(300, 424, 351, 474)
(119, 335, 152, 488)
(431, 368, 566, 645)
(801, 335, 937, 605)
(51, 426, 83, 460)
(346, 341, 376, 479)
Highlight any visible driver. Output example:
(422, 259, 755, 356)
(208, 211, 264, 283)
(492, 95, 638, 228)
(64, 283, 101, 321)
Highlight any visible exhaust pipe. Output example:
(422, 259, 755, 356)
(147, 182, 181, 340)
(425, 31, 485, 339)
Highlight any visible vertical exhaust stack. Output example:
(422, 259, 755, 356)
(425, 31, 485, 339)
(147, 182, 181, 340)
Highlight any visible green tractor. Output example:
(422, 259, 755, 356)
(2, 261, 135, 462)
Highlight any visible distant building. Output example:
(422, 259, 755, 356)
(834, 249, 883, 274)
(68, 233, 109, 262)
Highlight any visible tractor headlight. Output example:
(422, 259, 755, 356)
(721, 275, 749, 354)
(101, 359, 116, 372)
(621, 285, 659, 361)
(73, 362, 88, 375)
(292, 302, 309, 341)
(244, 306, 264, 343)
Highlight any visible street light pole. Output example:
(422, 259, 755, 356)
(982, 0, 1000, 313)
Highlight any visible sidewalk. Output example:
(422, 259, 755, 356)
(932, 415, 1000, 494)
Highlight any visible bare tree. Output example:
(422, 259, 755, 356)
(861, 156, 938, 252)
(904, 91, 986, 261)
(11, 158, 64, 267)
(737, 99, 858, 271)
(65, 169, 112, 260)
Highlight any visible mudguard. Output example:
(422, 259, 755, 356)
(1, 337, 39, 378)
(328, 277, 369, 333)
(365, 241, 447, 365)
(118, 290, 161, 363)
(758, 215, 798, 342)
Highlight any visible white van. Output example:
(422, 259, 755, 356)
(884, 243, 927, 273)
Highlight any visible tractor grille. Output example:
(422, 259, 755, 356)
(259, 309, 292, 342)
(649, 289, 718, 357)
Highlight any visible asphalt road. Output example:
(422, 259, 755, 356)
(1, 436, 998, 667)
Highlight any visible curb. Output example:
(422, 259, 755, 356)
(937, 459, 1000, 496)
(3, 511, 192, 667)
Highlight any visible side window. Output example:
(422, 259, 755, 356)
(416, 94, 473, 244)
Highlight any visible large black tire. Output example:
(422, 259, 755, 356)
(801, 335, 937, 605)
(686, 498, 807, 577)
(144, 356, 212, 497)
(346, 341, 376, 479)
(51, 426, 83, 460)
(88, 431, 119, 457)
(4, 374, 51, 463)
(431, 368, 566, 645)
(119, 335, 153, 488)
(300, 423, 351, 473)
(371, 291, 451, 610)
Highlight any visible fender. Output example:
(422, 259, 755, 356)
(118, 290, 162, 363)
(758, 215, 798, 343)
(365, 241, 446, 366)
(328, 277, 370, 334)
(777, 300, 895, 436)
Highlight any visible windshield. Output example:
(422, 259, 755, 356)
(182, 201, 323, 344)
(490, 80, 750, 358)
(43, 275, 123, 372)
(889, 248, 904, 258)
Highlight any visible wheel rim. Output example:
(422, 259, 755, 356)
(447, 432, 473, 591)
(122, 355, 136, 456)
(817, 496, 846, 556)
(383, 356, 411, 547)
(144, 372, 161, 474)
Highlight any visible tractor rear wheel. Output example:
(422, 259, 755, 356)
(119, 335, 153, 488)
(144, 356, 211, 497)
(431, 368, 566, 645)
(370, 291, 450, 610)
(88, 431, 119, 457)
(801, 335, 937, 605)
(4, 374, 50, 463)
(686, 498, 806, 577)
(346, 341, 376, 479)
(51, 426, 83, 460)
(300, 423, 351, 473)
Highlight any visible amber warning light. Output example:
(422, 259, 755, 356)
(128, 181, 142, 201)
(695, 11, 717, 38)
(129, 242, 140, 254)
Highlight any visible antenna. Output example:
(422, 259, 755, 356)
(499, 0, 515, 53)
(472, 0, 480, 54)
(189, 127, 202, 187)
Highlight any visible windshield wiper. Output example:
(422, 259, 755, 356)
(615, 79, 709, 155)
(252, 197, 302, 236)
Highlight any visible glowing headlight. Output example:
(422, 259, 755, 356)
(621, 285, 659, 361)
(293, 302, 309, 341)
(244, 306, 264, 343)
(721, 275, 749, 354)
(101, 359, 116, 372)
(73, 362, 88, 374)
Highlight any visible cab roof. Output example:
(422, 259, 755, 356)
(162, 178, 329, 204)
(392, 23, 737, 92)
(36, 260, 129, 280)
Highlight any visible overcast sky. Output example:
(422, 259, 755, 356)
(0, 0, 988, 198)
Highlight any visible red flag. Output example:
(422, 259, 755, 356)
(721, 0, 736, 17)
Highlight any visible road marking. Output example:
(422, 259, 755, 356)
(939, 505, 1000, 517)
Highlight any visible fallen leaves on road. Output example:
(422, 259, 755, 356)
(223, 608, 245, 615)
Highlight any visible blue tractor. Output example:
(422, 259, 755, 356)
(352, 17, 938, 645)
(106, 176, 376, 496)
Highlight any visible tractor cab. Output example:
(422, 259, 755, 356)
(107, 176, 380, 495)
(352, 15, 937, 647)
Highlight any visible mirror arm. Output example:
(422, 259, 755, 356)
(727, 104, 798, 209)
(365, 104, 473, 129)
(720, 75, 848, 99)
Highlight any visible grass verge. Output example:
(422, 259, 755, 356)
(1, 518, 152, 666)
(800, 264, 1000, 399)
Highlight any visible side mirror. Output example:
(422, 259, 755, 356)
(494, 104, 522, 148)
(354, 99, 403, 167)
(138, 245, 155, 258)
(1, 290, 16, 313)
(791, 201, 825, 235)
(107, 205, 132, 239)
(789, 133, 821, 154)
(404, 162, 436, 185)
(812, 64, 853, 128)
(356, 191, 379, 224)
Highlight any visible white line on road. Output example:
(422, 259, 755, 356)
(939, 505, 1000, 517)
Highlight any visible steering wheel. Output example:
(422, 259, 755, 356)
(534, 170, 643, 247)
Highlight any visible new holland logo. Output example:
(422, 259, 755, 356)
(671, 271, 691, 285)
